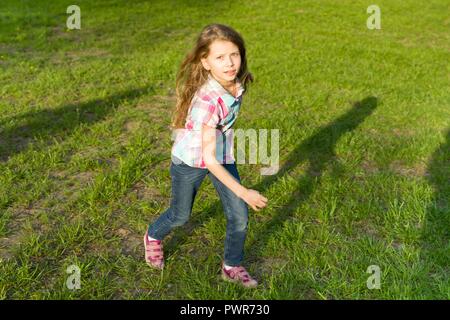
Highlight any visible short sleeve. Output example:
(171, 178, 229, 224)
(188, 96, 220, 129)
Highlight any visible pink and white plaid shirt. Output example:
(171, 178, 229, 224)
(171, 73, 245, 168)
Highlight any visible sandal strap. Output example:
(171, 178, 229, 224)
(145, 239, 164, 260)
(228, 267, 252, 280)
(146, 248, 163, 256)
(146, 247, 162, 251)
(146, 243, 163, 249)
(148, 256, 163, 261)
(237, 267, 252, 280)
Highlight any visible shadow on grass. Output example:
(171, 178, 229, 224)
(247, 95, 378, 272)
(421, 128, 450, 298)
(164, 96, 378, 270)
(0, 86, 155, 162)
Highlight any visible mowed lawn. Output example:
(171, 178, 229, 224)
(0, 0, 449, 299)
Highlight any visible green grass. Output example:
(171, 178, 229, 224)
(0, 0, 449, 299)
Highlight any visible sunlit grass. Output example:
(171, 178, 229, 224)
(0, 0, 448, 299)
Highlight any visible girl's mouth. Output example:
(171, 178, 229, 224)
(225, 70, 236, 76)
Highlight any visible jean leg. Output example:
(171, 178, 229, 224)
(148, 161, 208, 240)
(208, 163, 249, 266)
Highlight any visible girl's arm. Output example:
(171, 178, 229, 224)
(202, 124, 268, 211)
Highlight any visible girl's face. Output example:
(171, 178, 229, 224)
(201, 40, 241, 86)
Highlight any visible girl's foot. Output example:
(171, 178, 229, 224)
(221, 262, 258, 288)
(143, 230, 164, 270)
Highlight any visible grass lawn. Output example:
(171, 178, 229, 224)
(0, 0, 449, 299)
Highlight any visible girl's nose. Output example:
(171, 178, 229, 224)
(226, 56, 234, 66)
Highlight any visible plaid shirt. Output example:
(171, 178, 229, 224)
(171, 73, 245, 168)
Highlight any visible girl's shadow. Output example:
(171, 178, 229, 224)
(247, 96, 378, 267)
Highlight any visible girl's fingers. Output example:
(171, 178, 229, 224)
(256, 202, 266, 209)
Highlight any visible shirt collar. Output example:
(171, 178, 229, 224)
(207, 73, 245, 108)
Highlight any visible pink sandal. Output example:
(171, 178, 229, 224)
(221, 262, 258, 288)
(143, 230, 164, 270)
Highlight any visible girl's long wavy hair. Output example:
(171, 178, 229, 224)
(171, 24, 253, 129)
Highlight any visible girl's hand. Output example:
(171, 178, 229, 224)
(240, 189, 268, 211)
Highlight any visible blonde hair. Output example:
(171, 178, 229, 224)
(171, 23, 253, 129)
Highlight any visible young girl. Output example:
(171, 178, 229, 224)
(144, 24, 268, 288)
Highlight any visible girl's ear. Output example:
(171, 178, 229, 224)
(200, 57, 210, 71)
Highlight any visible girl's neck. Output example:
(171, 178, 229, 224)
(210, 73, 237, 96)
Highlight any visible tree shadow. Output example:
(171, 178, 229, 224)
(421, 128, 450, 298)
(165, 96, 378, 268)
(0, 86, 155, 162)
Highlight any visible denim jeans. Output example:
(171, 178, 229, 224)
(148, 158, 249, 267)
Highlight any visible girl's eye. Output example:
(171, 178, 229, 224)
(232, 52, 240, 56)
(217, 56, 223, 59)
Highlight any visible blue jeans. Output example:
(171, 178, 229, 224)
(148, 158, 249, 267)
